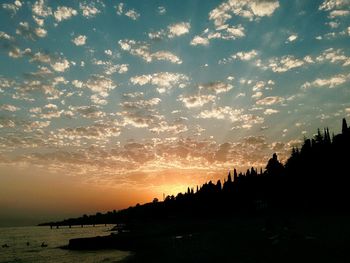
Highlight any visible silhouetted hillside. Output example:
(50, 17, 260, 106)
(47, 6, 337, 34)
(40, 118, 350, 227)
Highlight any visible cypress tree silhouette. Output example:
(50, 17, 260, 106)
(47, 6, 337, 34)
(265, 153, 284, 177)
(342, 118, 348, 134)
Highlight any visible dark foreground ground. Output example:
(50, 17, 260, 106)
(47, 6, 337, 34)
(64, 214, 350, 263)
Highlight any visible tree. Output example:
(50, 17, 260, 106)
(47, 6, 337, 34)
(265, 153, 284, 176)
(227, 171, 232, 183)
(342, 118, 348, 135)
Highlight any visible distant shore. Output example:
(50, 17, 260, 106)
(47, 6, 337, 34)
(62, 213, 350, 263)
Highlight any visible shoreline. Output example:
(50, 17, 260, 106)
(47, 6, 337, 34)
(61, 214, 350, 263)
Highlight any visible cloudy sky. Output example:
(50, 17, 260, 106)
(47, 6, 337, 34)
(1, 0, 350, 225)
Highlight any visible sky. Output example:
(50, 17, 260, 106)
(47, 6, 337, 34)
(0, 0, 350, 226)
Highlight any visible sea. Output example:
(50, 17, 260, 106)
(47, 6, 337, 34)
(0, 225, 131, 263)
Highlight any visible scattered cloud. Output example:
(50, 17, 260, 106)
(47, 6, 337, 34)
(232, 50, 258, 61)
(316, 48, 350, 66)
(50, 58, 70, 72)
(302, 74, 349, 89)
(198, 106, 264, 129)
(85, 74, 117, 97)
(178, 94, 216, 108)
(118, 39, 182, 64)
(2, 0, 22, 15)
(116, 3, 140, 20)
(80, 2, 101, 18)
(256, 96, 285, 105)
(209, 0, 280, 27)
(157, 6, 166, 15)
(198, 82, 233, 94)
(168, 22, 191, 38)
(72, 35, 87, 46)
(0, 104, 20, 112)
(130, 72, 189, 93)
(329, 10, 350, 18)
(120, 98, 161, 110)
(54, 6, 77, 22)
(125, 9, 140, 20)
(32, 0, 52, 18)
(190, 36, 209, 46)
(148, 22, 190, 40)
(16, 22, 47, 40)
(286, 34, 298, 43)
(266, 55, 306, 72)
(264, 108, 279, 115)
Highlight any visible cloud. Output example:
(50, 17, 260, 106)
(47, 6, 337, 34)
(198, 82, 233, 94)
(118, 96, 188, 135)
(125, 9, 140, 20)
(92, 59, 129, 75)
(37, 105, 62, 119)
(267, 55, 306, 72)
(88, 95, 106, 105)
(231, 50, 258, 61)
(151, 51, 182, 64)
(178, 94, 216, 108)
(16, 22, 47, 40)
(120, 98, 161, 110)
(50, 58, 70, 72)
(57, 123, 121, 141)
(316, 48, 350, 66)
(130, 72, 189, 93)
(85, 74, 117, 97)
(119, 111, 162, 128)
(199, 25, 246, 46)
(158, 6, 166, 15)
(80, 2, 101, 18)
(23, 120, 50, 132)
(286, 34, 298, 42)
(72, 80, 83, 88)
(209, 0, 280, 27)
(224, 25, 246, 39)
(264, 108, 279, 115)
(319, 0, 350, 19)
(54, 6, 77, 22)
(148, 22, 190, 40)
(329, 10, 350, 18)
(32, 0, 52, 17)
(116, 3, 140, 20)
(149, 119, 188, 135)
(301, 74, 349, 89)
(190, 36, 209, 46)
(72, 35, 87, 46)
(198, 106, 264, 129)
(0, 31, 14, 41)
(118, 39, 182, 64)
(256, 96, 284, 105)
(8, 47, 31, 59)
(2, 0, 22, 15)
(319, 0, 350, 11)
(168, 22, 191, 38)
(70, 105, 106, 119)
(252, 91, 263, 99)
(10, 67, 69, 100)
(1, 104, 20, 112)
(123, 92, 144, 99)
(28, 52, 71, 72)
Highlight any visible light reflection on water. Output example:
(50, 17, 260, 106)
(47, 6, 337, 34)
(0, 225, 130, 263)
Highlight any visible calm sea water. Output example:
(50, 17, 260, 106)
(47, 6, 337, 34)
(0, 225, 130, 263)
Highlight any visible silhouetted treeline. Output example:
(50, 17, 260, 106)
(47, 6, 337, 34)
(40, 118, 350, 227)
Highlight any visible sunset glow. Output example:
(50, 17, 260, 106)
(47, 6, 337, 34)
(1, 0, 350, 225)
